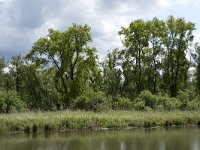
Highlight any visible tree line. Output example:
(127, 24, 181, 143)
(0, 16, 200, 112)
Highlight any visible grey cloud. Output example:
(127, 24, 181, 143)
(0, 27, 32, 59)
(7, 0, 64, 29)
(0, 1, 4, 14)
(0, 0, 66, 59)
(0, 0, 170, 59)
(97, 0, 162, 15)
(8, 0, 45, 29)
(0, 49, 25, 59)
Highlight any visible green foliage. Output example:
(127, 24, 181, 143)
(133, 98, 146, 111)
(73, 90, 111, 112)
(112, 96, 133, 110)
(133, 90, 181, 111)
(0, 56, 6, 72)
(0, 17, 199, 113)
(192, 43, 200, 95)
(18, 65, 62, 111)
(0, 111, 200, 134)
(162, 16, 195, 97)
(102, 49, 123, 96)
(119, 19, 149, 94)
(26, 24, 100, 107)
(186, 99, 200, 110)
(119, 16, 195, 97)
(138, 90, 157, 109)
(162, 97, 181, 111)
(0, 90, 26, 113)
(177, 87, 197, 110)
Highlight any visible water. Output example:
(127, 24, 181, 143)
(0, 127, 200, 150)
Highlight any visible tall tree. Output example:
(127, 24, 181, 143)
(26, 24, 100, 107)
(102, 49, 123, 96)
(162, 16, 195, 97)
(0, 56, 6, 90)
(192, 43, 200, 94)
(145, 18, 165, 93)
(119, 19, 149, 94)
(0, 56, 14, 91)
(9, 55, 24, 92)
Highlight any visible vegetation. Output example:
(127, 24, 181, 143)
(0, 16, 200, 112)
(0, 110, 200, 134)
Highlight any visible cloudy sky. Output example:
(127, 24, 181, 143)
(0, 0, 200, 59)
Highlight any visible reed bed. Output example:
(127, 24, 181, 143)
(0, 110, 199, 134)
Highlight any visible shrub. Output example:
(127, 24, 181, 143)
(187, 99, 200, 110)
(112, 96, 133, 110)
(72, 90, 111, 112)
(162, 97, 181, 110)
(137, 90, 157, 109)
(132, 90, 181, 111)
(133, 98, 146, 111)
(177, 87, 197, 101)
(177, 88, 197, 110)
(0, 90, 26, 113)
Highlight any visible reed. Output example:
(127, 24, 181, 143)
(0, 110, 199, 134)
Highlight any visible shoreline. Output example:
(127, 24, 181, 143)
(4, 125, 200, 136)
(0, 110, 200, 135)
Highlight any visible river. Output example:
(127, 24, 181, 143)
(0, 127, 200, 150)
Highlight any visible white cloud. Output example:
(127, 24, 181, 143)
(0, 0, 188, 59)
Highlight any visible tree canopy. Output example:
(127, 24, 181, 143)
(0, 16, 200, 112)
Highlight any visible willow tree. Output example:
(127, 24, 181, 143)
(27, 24, 100, 107)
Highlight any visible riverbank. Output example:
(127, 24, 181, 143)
(0, 111, 200, 134)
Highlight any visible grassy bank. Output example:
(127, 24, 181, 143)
(0, 111, 200, 134)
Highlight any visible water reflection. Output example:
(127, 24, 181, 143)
(0, 127, 199, 150)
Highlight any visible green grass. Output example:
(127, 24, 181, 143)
(0, 110, 200, 134)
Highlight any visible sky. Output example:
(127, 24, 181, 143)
(0, 0, 200, 59)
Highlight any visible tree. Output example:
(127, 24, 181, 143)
(9, 55, 24, 92)
(192, 43, 200, 94)
(0, 56, 6, 90)
(0, 56, 6, 72)
(102, 49, 123, 96)
(162, 16, 195, 97)
(0, 56, 15, 91)
(26, 24, 100, 107)
(145, 18, 165, 93)
(119, 19, 149, 94)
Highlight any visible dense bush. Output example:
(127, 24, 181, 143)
(112, 96, 133, 110)
(133, 90, 157, 111)
(177, 87, 197, 110)
(133, 97, 146, 111)
(133, 90, 181, 111)
(72, 90, 196, 112)
(161, 97, 181, 110)
(72, 90, 111, 112)
(186, 99, 200, 110)
(137, 90, 157, 109)
(1, 88, 199, 113)
(0, 90, 26, 113)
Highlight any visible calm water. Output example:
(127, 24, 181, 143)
(0, 127, 200, 150)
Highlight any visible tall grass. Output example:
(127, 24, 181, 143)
(0, 110, 200, 134)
